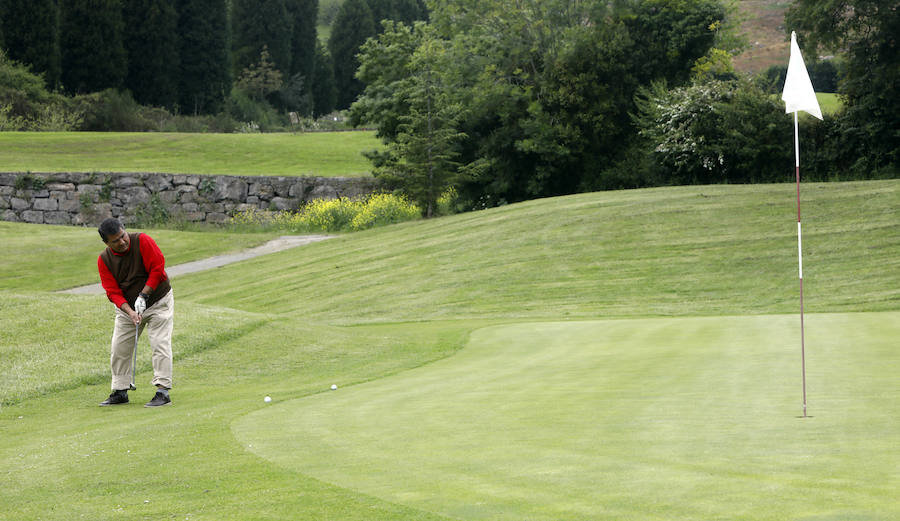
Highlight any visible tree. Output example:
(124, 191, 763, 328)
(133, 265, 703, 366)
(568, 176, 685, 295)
(0, 0, 61, 88)
(354, 0, 731, 207)
(786, 0, 899, 175)
(233, 0, 293, 78)
(356, 23, 465, 216)
(123, 0, 180, 109)
(236, 45, 283, 101)
(328, 0, 375, 109)
(311, 40, 337, 116)
(59, 0, 127, 94)
(177, 0, 231, 114)
(287, 0, 319, 81)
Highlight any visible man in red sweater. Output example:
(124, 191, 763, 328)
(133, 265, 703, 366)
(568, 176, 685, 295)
(97, 218, 174, 407)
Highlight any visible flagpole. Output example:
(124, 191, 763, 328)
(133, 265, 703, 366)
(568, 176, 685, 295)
(784, 30, 817, 419)
(794, 111, 808, 418)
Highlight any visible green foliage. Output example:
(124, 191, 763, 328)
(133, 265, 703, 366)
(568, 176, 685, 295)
(233, 0, 293, 77)
(177, 0, 231, 115)
(236, 45, 284, 101)
(362, 26, 467, 217)
(0, 51, 83, 130)
(634, 78, 795, 185)
(354, 0, 730, 207)
(288, 0, 320, 80)
(75, 89, 157, 131)
(328, 0, 376, 109)
(59, 0, 127, 94)
(123, 0, 180, 109)
(228, 193, 420, 232)
(0, 0, 61, 88)
(311, 40, 337, 117)
(133, 194, 171, 227)
(786, 0, 899, 177)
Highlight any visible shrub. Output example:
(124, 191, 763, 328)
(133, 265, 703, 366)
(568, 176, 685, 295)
(634, 79, 795, 185)
(349, 193, 420, 230)
(228, 194, 421, 233)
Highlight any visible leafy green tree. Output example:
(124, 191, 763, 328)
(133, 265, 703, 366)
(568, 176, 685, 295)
(123, 0, 179, 109)
(233, 0, 293, 78)
(328, 0, 375, 109)
(177, 0, 231, 114)
(354, 0, 731, 206)
(0, 0, 61, 88)
(311, 40, 337, 116)
(786, 0, 899, 176)
(59, 0, 127, 94)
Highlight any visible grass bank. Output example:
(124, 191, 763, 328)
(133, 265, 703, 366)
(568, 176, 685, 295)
(0, 131, 380, 177)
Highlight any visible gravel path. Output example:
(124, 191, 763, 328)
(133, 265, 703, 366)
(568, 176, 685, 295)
(61, 235, 334, 295)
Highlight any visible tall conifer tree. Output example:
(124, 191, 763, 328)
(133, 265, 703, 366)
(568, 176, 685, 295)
(177, 0, 231, 114)
(1, 0, 61, 88)
(287, 0, 318, 81)
(328, 0, 375, 109)
(233, 0, 292, 77)
(311, 40, 337, 116)
(60, 0, 127, 93)
(123, 0, 180, 108)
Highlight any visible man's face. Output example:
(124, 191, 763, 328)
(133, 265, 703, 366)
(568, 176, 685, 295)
(104, 229, 130, 253)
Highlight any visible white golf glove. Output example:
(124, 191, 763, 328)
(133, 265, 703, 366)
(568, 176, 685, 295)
(134, 294, 148, 315)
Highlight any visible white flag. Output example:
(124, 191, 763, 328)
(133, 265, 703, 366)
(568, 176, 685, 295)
(782, 31, 822, 120)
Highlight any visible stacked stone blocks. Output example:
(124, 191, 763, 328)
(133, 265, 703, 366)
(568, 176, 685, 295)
(0, 172, 379, 225)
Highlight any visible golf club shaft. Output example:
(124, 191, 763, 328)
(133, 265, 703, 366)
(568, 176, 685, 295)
(131, 322, 139, 390)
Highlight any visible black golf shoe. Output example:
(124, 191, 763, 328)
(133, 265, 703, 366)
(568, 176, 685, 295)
(144, 391, 171, 408)
(99, 389, 129, 406)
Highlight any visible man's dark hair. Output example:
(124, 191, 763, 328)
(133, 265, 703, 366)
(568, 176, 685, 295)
(98, 218, 124, 242)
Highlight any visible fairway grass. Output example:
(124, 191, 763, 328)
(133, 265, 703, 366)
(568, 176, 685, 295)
(236, 313, 900, 520)
(0, 131, 380, 176)
(1, 180, 898, 520)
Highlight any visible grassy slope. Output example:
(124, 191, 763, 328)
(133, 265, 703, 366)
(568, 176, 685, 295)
(0, 131, 380, 177)
(174, 181, 899, 322)
(1, 180, 898, 520)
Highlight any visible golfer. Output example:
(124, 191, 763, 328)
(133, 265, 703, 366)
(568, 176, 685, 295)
(96, 218, 174, 407)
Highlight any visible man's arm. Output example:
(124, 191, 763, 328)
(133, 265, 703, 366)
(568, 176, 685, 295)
(138, 234, 167, 296)
(98, 256, 127, 308)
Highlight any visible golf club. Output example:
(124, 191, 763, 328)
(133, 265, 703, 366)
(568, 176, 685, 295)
(129, 322, 138, 391)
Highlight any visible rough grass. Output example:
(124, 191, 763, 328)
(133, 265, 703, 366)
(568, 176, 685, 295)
(0, 131, 380, 176)
(0, 221, 274, 291)
(1, 180, 898, 520)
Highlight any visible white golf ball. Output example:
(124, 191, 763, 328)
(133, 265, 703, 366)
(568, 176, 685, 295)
(330, 384, 337, 390)
(264, 396, 272, 403)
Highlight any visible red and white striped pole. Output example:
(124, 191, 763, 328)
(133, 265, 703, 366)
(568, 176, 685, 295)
(794, 111, 808, 418)
(783, 31, 819, 418)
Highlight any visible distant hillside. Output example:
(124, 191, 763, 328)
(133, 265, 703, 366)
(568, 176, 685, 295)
(733, 0, 792, 74)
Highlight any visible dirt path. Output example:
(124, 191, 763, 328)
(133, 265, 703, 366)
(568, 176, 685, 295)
(61, 235, 335, 295)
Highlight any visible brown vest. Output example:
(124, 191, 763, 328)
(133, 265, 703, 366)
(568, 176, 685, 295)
(100, 232, 171, 309)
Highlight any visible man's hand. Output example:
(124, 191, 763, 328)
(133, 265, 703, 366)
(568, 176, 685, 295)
(127, 309, 142, 325)
(134, 294, 147, 315)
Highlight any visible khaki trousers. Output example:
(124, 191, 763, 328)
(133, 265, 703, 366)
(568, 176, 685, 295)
(110, 289, 174, 390)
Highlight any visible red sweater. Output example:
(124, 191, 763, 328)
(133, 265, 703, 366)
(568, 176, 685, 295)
(98, 233, 167, 309)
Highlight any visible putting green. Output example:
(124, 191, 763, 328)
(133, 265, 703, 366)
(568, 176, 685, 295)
(233, 313, 899, 520)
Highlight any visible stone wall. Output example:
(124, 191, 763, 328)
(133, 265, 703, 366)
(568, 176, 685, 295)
(0, 172, 380, 226)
